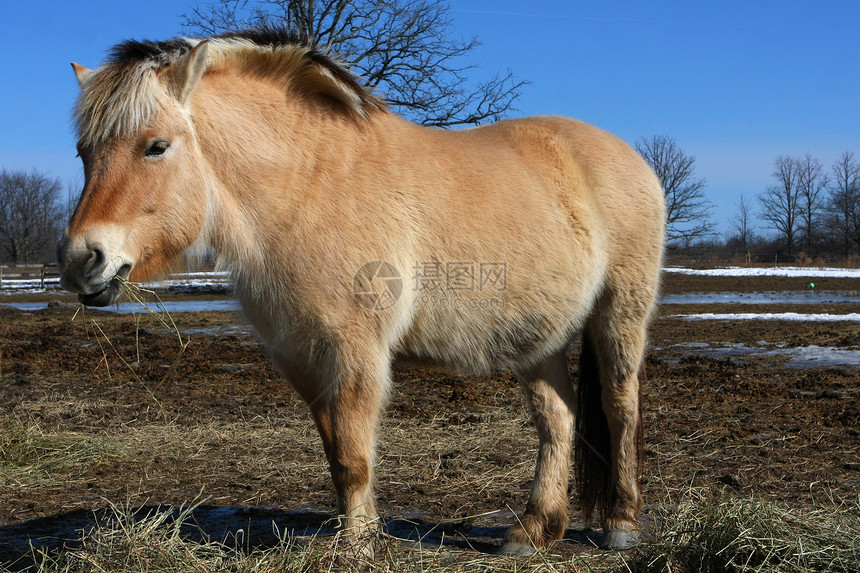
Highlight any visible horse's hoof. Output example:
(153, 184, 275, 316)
(601, 529, 639, 550)
(498, 541, 537, 556)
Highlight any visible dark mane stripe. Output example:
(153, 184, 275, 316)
(214, 26, 379, 111)
(217, 25, 311, 49)
(107, 38, 195, 67)
(108, 27, 305, 67)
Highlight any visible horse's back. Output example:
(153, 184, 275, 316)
(427, 114, 665, 282)
(478, 115, 666, 286)
(479, 115, 664, 233)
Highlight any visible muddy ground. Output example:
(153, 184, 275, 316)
(0, 272, 858, 561)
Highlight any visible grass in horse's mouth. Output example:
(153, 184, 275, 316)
(115, 276, 184, 346)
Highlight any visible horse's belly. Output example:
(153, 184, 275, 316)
(395, 291, 593, 374)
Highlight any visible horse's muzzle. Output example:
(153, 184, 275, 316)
(57, 235, 132, 307)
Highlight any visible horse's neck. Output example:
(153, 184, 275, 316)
(194, 77, 389, 273)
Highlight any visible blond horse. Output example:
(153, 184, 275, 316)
(58, 29, 665, 555)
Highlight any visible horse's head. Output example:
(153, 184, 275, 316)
(58, 41, 211, 306)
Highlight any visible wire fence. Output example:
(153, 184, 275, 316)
(0, 263, 60, 289)
(0, 265, 229, 293)
(664, 252, 860, 269)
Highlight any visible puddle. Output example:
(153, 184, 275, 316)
(0, 300, 240, 313)
(671, 312, 860, 322)
(0, 302, 51, 311)
(8, 293, 857, 314)
(661, 291, 860, 304)
(184, 324, 254, 336)
(659, 341, 860, 369)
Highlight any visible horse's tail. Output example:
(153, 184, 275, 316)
(574, 327, 612, 520)
(575, 328, 613, 521)
(574, 327, 645, 522)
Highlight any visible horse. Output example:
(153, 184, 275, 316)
(58, 28, 666, 556)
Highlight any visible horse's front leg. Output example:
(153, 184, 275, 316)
(324, 344, 391, 556)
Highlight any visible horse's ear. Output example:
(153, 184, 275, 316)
(165, 40, 209, 105)
(71, 62, 92, 87)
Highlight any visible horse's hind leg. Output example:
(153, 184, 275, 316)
(583, 279, 655, 549)
(501, 349, 574, 555)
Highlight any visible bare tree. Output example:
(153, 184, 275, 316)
(825, 151, 860, 256)
(759, 156, 801, 255)
(182, 0, 526, 127)
(635, 134, 713, 243)
(728, 194, 754, 255)
(0, 169, 63, 263)
(64, 178, 82, 223)
(795, 154, 828, 254)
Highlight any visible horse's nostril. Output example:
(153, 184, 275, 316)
(84, 244, 107, 278)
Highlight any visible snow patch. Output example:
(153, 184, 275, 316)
(664, 266, 860, 278)
(661, 341, 860, 370)
(671, 312, 860, 322)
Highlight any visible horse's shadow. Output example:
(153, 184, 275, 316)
(0, 504, 602, 570)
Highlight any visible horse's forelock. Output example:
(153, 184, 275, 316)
(73, 29, 384, 147)
(74, 61, 163, 147)
(74, 37, 209, 147)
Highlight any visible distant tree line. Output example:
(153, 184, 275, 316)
(0, 170, 63, 264)
(756, 152, 860, 259)
(635, 135, 860, 264)
(708, 151, 860, 264)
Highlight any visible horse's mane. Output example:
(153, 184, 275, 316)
(74, 27, 386, 146)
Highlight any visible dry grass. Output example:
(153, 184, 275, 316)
(625, 489, 860, 572)
(6, 489, 857, 572)
(72, 276, 188, 379)
(3, 413, 855, 572)
(0, 418, 121, 490)
(11, 500, 613, 573)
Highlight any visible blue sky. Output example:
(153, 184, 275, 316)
(2, 1, 859, 235)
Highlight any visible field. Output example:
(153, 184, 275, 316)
(0, 270, 858, 570)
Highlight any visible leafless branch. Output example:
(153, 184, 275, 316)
(825, 151, 860, 256)
(635, 134, 714, 244)
(795, 154, 828, 254)
(728, 194, 754, 254)
(0, 169, 63, 263)
(182, 0, 526, 127)
(758, 156, 801, 254)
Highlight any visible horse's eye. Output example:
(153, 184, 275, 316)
(144, 140, 170, 158)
